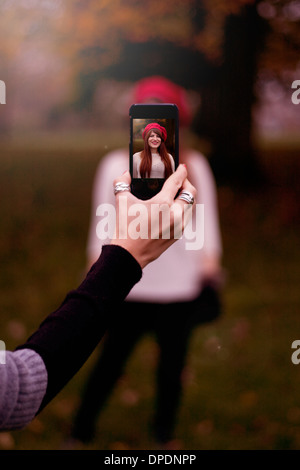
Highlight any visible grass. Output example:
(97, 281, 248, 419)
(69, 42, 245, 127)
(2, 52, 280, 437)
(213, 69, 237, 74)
(0, 133, 299, 450)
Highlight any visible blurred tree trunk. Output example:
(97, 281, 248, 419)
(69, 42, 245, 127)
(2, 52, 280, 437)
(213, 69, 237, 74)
(67, 2, 269, 187)
(195, 2, 269, 186)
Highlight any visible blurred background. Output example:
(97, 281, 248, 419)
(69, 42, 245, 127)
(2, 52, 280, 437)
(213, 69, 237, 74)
(0, 0, 300, 450)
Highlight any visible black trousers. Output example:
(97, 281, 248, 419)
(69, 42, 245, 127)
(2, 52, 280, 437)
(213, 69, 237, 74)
(71, 285, 221, 443)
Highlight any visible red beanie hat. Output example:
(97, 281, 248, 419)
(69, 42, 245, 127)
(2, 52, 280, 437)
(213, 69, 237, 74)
(142, 123, 167, 142)
(134, 76, 192, 127)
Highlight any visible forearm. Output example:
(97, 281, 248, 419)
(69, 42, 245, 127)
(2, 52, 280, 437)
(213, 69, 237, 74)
(15, 245, 142, 412)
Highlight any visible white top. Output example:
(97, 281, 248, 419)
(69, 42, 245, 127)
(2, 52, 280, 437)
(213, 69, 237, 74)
(87, 148, 222, 303)
(133, 151, 175, 178)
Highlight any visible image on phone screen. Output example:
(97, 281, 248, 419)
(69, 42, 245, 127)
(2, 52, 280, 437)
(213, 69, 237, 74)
(129, 104, 179, 200)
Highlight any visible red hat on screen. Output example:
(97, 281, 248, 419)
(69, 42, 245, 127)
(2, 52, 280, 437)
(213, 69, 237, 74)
(134, 76, 192, 127)
(142, 123, 167, 142)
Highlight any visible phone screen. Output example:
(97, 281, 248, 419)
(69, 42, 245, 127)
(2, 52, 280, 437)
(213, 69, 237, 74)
(129, 104, 179, 200)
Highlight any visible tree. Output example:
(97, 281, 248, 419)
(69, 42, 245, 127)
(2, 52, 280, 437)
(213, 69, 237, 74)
(1, 0, 299, 183)
(195, 1, 270, 184)
(54, 0, 300, 184)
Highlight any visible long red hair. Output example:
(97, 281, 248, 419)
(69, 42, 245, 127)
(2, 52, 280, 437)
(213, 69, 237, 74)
(139, 129, 173, 178)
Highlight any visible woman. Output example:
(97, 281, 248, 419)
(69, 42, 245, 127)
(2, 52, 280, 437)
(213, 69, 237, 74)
(133, 123, 175, 178)
(71, 76, 224, 448)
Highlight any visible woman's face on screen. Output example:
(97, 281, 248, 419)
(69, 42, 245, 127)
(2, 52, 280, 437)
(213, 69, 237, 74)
(148, 131, 161, 150)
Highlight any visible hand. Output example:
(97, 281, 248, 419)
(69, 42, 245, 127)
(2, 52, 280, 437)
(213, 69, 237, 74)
(111, 164, 197, 268)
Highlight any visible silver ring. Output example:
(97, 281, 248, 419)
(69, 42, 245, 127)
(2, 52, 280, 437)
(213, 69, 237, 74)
(114, 182, 131, 195)
(178, 190, 195, 205)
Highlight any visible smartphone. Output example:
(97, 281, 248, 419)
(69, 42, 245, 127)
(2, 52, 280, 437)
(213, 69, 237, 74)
(129, 103, 179, 200)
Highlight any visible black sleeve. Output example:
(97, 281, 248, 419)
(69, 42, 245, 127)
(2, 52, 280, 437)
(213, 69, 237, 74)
(15, 245, 142, 412)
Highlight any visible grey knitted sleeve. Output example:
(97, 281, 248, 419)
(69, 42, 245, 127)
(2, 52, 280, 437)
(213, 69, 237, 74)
(0, 349, 47, 431)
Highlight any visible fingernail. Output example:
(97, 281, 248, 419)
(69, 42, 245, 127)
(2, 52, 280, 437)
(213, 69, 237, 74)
(122, 170, 128, 175)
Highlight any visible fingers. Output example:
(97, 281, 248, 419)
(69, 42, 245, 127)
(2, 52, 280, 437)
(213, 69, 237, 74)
(113, 170, 131, 187)
(113, 165, 197, 207)
(153, 164, 188, 204)
(154, 164, 197, 207)
(176, 176, 197, 205)
(113, 171, 134, 199)
(181, 175, 196, 197)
